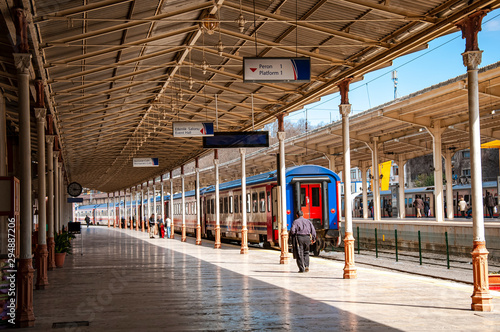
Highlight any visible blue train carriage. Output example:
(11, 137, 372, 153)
(285, 165, 341, 256)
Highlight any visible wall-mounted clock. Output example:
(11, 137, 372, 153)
(67, 182, 83, 197)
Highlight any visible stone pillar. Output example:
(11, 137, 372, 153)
(240, 148, 248, 254)
(161, 180, 165, 233)
(147, 186, 150, 233)
(54, 152, 59, 233)
(214, 150, 221, 248)
(113, 193, 117, 228)
(372, 137, 381, 221)
(141, 188, 145, 232)
(361, 161, 368, 219)
(338, 79, 357, 279)
(397, 155, 406, 219)
(444, 149, 454, 219)
(277, 114, 289, 264)
(46, 136, 55, 269)
(153, 182, 157, 234)
(58, 164, 63, 230)
(429, 121, 445, 221)
(124, 189, 128, 229)
(135, 189, 140, 231)
(181, 166, 186, 242)
(457, 11, 492, 312)
(14, 41, 35, 325)
(35, 106, 49, 289)
(170, 173, 174, 238)
(195, 158, 202, 245)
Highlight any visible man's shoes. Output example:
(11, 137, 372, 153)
(305, 267, 309, 272)
(298, 270, 304, 273)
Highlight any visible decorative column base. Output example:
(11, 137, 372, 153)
(471, 241, 493, 311)
(130, 220, 133, 231)
(280, 230, 289, 264)
(214, 226, 221, 249)
(170, 223, 175, 239)
(196, 225, 202, 245)
(181, 225, 187, 242)
(35, 244, 49, 289)
(107, 219, 110, 228)
(141, 221, 144, 232)
(113, 220, 116, 228)
(47, 237, 56, 270)
(240, 228, 248, 254)
(343, 232, 357, 279)
(16, 258, 35, 327)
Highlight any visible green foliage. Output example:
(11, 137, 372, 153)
(54, 231, 74, 254)
(414, 173, 434, 187)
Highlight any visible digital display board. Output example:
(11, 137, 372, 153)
(203, 131, 269, 148)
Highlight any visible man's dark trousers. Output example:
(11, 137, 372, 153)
(296, 235, 310, 272)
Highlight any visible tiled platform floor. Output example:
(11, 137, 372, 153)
(23, 227, 500, 331)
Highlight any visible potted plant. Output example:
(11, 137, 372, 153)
(54, 232, 73, 267)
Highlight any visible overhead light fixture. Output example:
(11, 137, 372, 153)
(216, 39, 224, 56)
(236, 13, 246, 33)
(492, 110, 496, 115)
(200, 14, 218, 35)
(201, 59, 209, 74)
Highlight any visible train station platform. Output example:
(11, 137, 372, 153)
(23, 227, 500, 331)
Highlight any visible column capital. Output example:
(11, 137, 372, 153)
(34, 108, 47, 122)
(239, 148, 246, 156)
(456, 10, 488, 52)
(339, 104, 352, 117)
(277, 131, 286, 141)
(462, 50, 483, 68)
(371, 136, 379, 143)
(13, 53, 32, 73)
(214, 159, 219, 166)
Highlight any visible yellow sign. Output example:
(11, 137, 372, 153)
(370, 160, 392, 191)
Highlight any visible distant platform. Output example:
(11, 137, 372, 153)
(24, 227, 500, 331)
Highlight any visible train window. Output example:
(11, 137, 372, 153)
(211, 199, 215, 215)
(206, 200, 211, 215)
(186, 203, 189, 215)
(300, 188, 306, 206)
(246, 193, 251, 213)
(240, 195, 243, 213)
(234, 195, 239, 213)
(408, 198, 412, 208)
(267, 191, 271, 212)
(405, 198, 407, 208)
(311, 187, 320, 207)
(259, 192, 265, 212)
(224, 197, 228, 214)
(252, 192, 258, 213)
(194, 201, 197, 215)
(220, 198, 223, 214)
(229, 196, 233, 214)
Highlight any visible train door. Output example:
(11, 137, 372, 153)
(92, 209, 96, 225)
(271, 186, 279, 243)
(300, 184, 322, 224)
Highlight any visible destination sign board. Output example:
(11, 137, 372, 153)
(243, 57, 310, 83)
(173, 122, 214, 137)
(203, 131, 269, 149)
(67, 197, 84, 203)
(133, 158, 159, 167)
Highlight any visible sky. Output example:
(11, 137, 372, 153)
(287, 8, 500, 125)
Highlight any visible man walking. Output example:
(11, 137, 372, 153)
(290, 211, 316, 273)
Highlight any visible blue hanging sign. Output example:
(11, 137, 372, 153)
(172, 122, 214, 137)
(133, 158, 159, 167)
(243, 57, 311, 83)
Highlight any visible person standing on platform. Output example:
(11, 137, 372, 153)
(149, 213, 156, 238)
(85, 215, 90, 228)
(166, 217, 171, 239)
(414, 196, 424, 218)
(458, 197, 467, 218)
(423, 197, 430, 217)
(385, 201, 393, 218)
(485, 191, 495, 218)
(290, 211, 316, 273)
(368, 200, 374, 220)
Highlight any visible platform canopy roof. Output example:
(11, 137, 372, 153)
(1, 0, 499, 192)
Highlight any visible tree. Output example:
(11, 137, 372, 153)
(414, 173, 434, 187)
